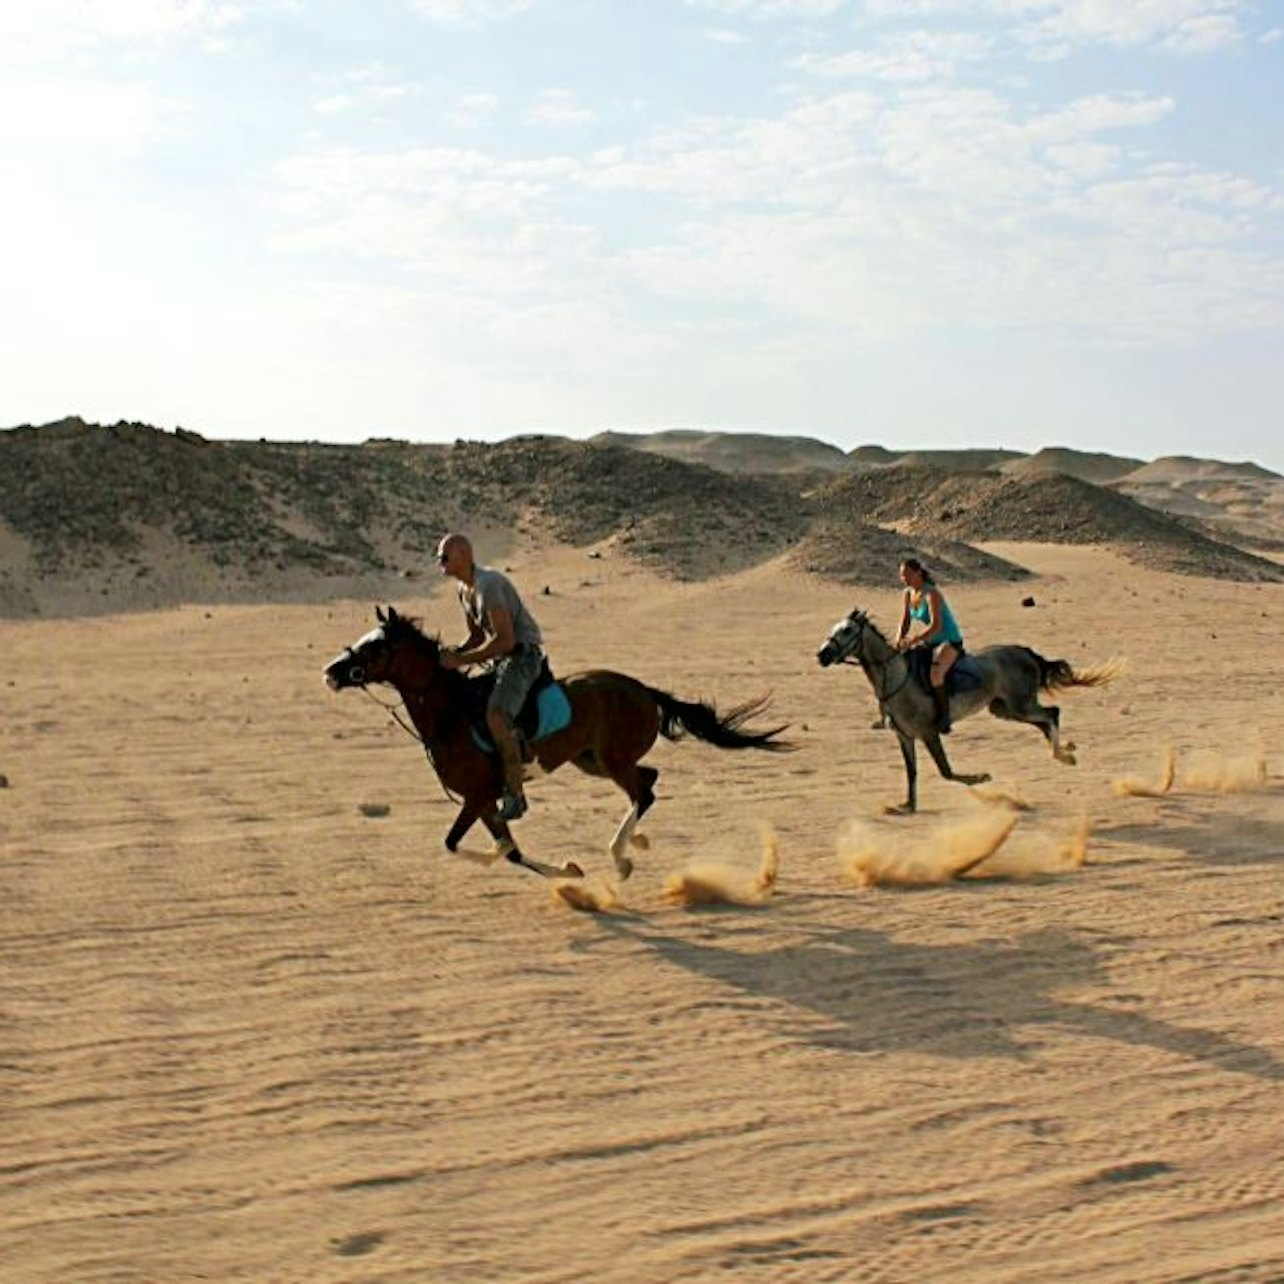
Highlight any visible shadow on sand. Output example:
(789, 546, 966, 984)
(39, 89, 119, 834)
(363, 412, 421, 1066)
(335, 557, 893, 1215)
(585, 913, 1284, 1081)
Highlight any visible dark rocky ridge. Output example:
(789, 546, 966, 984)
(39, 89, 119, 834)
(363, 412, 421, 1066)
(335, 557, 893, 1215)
(1, 417, 1280, 617)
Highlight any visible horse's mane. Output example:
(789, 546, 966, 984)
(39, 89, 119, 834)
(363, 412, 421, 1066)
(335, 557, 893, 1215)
(382, 609, 443, 657)
(851, 607, 891, 645)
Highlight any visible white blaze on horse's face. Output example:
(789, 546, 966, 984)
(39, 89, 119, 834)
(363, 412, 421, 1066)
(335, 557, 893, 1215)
(818, 616, 861, 667)
(323, 626, 387, 690)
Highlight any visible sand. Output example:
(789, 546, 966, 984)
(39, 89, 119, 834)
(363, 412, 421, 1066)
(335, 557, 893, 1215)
(2, 542, 1282, 1282)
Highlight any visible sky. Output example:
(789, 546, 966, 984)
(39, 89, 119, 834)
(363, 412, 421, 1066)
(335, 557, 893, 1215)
(1, 0, 1282, 469)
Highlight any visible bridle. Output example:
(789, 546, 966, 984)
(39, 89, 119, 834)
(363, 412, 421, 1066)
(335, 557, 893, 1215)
(835, 614, 912, 705)
(342, 639, 465, 804)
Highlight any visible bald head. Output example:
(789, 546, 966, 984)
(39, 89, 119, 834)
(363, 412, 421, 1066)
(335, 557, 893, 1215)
(436, 532, 475, 582)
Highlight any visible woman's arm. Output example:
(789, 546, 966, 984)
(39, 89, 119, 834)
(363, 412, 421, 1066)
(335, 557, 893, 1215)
(895, 589, 912, 645)
(918, 587, 945, 645)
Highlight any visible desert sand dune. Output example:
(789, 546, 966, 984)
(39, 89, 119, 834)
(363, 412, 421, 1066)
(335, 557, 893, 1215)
(1, 542, 1282, 1282)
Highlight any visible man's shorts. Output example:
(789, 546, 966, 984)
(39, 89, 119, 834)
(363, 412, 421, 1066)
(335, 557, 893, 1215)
(488, 645, 545, 722)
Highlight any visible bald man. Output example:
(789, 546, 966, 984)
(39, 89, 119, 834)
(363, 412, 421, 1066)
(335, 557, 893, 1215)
(436, 533, 546, 820)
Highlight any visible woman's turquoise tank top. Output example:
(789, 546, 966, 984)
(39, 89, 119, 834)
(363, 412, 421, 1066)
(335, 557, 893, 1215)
(910, 589, 963, 646)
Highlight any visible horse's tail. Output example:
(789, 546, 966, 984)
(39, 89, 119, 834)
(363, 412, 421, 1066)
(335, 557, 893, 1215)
(1032, 651, 1124, 691)
(646, 687, 794, 752)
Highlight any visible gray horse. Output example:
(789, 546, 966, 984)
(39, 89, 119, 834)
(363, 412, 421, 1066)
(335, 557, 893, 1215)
(817, 608, 1119, 813)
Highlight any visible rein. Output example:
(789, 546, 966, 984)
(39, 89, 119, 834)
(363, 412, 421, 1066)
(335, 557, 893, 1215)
(361, 684, 424, 745)
(842, 618, 912, 704)
(359, 681, 463, 805)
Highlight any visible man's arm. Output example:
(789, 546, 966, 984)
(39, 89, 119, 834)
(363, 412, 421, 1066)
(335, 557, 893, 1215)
(456, 622, 486, 652)
(450, 607, 516, 667)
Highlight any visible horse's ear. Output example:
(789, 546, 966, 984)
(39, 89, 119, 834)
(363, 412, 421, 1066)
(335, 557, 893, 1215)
(376, 605, 387, 623)
(386, 605, 400, 624)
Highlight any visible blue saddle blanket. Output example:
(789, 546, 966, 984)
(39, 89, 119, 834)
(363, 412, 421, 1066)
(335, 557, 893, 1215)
(909, 649, 985, 696)
(947, 656, 985, 695)
(471, 682, 573, 753)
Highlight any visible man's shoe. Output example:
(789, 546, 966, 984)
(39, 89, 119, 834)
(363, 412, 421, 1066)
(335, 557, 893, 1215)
(499, 791, 528, 821)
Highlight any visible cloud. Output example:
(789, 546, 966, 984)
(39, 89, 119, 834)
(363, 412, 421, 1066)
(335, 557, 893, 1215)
(792, 30, 993, 81)
(1162, 14, 1241, 52)
(314, 95, 354, 115)
(686, 0, 848, 17)
(268, 146, 598, 307)
(0, 76, 177, 153)
(525, 89, 596, 127)
(1024, 92, 1176, 143)
(446, 91, 501, 127)
(0, 0, 248, 59)
(307, 63, 423, 120)
(859, 0, 1249, 55)
(1030, 0, 1245, 51)
(408, 0, 532, 22)
(277, 87, 1278, 355)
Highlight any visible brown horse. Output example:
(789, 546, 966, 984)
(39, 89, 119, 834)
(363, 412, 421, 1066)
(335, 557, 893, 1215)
(323, 606, 793, 880)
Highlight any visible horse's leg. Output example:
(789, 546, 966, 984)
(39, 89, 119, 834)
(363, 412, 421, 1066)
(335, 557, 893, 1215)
(474, 803, 585, 880)
(444, 805, 479, 852)
(886, 734, 919, 814)
(604, 763, 659, 882)
(990, 697, 1076, 765)
(568, 744, 657, 881)
(921, 731, 992, 792)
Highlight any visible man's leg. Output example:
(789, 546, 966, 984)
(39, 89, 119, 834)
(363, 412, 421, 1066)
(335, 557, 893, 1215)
(486, 708, 528, 819)
(488, 649, 542, 819)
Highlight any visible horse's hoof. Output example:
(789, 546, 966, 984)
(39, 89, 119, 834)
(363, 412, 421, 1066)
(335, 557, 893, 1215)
(614, 856, 634, 882)
(561, 862, 586, 879)
(629, 833, 650, 851)
(884, 803, 915, 816)
(445, 839, 458, 853)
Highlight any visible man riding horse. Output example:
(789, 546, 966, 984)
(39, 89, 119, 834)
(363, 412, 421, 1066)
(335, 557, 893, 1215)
(436, 533, 545, 822)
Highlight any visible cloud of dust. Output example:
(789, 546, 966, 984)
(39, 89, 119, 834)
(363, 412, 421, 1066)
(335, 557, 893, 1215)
(1180, 749, 1269, 793)
(662, 826, 779, 907)
(552, 879, 620, 914)
(968, 782, 1032, 811)
(1112, 745, 1271, 798)
(1113, 743, 1176, 797)
(972, 815, 1092, 880)
(839, 811, 1018, 888)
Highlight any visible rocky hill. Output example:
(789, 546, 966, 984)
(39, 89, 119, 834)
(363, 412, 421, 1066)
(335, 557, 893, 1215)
(604, 431, 1283, 553)
(1, 418, 1280, 617)
(807, 464, 1282, 583)
(592, 429, 850, 475)
(0, 419, 809, 615)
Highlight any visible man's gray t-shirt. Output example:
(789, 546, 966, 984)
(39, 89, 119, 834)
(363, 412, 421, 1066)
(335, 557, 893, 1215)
(459, 567, 543, 650)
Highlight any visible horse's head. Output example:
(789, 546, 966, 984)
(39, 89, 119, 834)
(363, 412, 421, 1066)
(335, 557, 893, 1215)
(817, 609, 872, 667)
(323, 605, 441, 691)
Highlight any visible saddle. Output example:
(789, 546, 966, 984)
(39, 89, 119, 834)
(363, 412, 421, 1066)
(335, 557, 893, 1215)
(907, 647, 983, 697)
(466, 656, 573, 755)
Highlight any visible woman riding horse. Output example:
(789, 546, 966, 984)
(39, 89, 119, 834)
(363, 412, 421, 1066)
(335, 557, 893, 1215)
(894, 557, 964, 735)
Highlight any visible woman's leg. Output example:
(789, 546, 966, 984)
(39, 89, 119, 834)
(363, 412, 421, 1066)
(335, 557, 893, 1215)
(929, 643, 959, 733)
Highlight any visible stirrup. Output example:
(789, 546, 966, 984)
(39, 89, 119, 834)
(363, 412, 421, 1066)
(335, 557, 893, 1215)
(499, 791, 528, 821)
